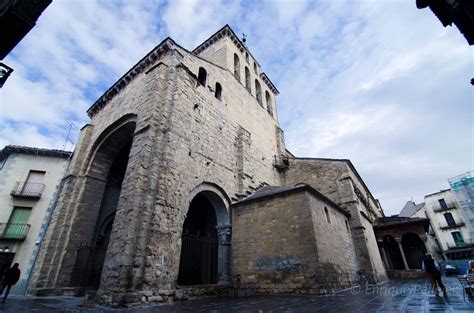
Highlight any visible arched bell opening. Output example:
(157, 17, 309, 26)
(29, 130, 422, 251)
(402, 233, 426, 270)
(383, 235, 405, 270)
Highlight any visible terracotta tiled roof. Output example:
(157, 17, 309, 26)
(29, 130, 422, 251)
(0, 145, 72, 161)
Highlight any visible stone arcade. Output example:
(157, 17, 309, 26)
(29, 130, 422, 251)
(28, 25, 388, 305)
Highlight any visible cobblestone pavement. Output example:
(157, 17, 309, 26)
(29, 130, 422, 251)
(1, 277, 473, 312)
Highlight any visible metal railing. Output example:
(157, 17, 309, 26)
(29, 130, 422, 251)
(10, 181, 45, 198)
(446, 242, 474, 250)
(439, 222, 466, 230)
(0, 223, 30, 240)
(177, 233, 218, 285)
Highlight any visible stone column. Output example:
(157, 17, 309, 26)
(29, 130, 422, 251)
(396, 238, 410, 270)
(378, 242, 391, 271)
(216, 224, 231, 284)
(420, 234, 429, 253)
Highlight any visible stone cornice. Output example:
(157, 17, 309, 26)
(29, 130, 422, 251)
(260, 72, 279, 95)
(192, 24, 279, 96)
(86, 38, 175, 118)
(193, 25, 259, 65)
(291, 157, 382, 216)
(233, 184, 350, 218)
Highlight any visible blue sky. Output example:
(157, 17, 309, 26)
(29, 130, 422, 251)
(0, 0, 472, 215)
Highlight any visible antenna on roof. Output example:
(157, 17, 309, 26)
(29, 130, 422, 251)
(62, 120, 79, 151)
(242, 33, 247, 44)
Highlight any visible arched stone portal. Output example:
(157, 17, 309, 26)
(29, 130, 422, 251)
(177, 186, 230, 285)
(402, 233, 426, 270)
(69, 119, 136, 289)
(382, 235, 405, 270)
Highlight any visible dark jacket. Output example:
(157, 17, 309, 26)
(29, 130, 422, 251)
(3, 267, 20, 285)
(422, 258, 440, 274)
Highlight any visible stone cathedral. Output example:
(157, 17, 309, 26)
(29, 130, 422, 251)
(29, 25, 388, 305)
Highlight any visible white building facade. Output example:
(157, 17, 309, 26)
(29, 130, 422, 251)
(449, 172, 474, 241)
(424, 189, 474, 260)
(0, 146, 71, 294)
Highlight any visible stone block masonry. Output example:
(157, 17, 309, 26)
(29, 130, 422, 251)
(282, 158, 388, 284)
(232, 185, 358, 295)
(28, 25, 388, 306)
(29, 28, 283, 304)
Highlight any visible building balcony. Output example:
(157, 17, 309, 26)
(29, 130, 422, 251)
(0, 223, 30, 240)
(446, 242, 474, 251)
(439, 222, 465, 230)
(433, 203, 456, 213)
(10, 181, 45, 199)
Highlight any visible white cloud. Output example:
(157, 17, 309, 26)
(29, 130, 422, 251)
(0, 123, 72, 151)
(273, 0, 309, 24)
(0, 0, 472, 217)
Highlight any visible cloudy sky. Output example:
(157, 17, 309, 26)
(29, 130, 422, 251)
(0, 0, 472, 215)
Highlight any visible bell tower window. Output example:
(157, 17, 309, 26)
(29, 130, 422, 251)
(245, 67, 251, 93)
(198, 67, 207, 86)
(215, 82, 222, 101)
(234, 54, 240, 81)
(265, 91, 273, 117)
(255, 79, 262, 106)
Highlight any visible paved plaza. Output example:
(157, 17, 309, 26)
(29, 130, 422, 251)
(1, 277, 473, 312)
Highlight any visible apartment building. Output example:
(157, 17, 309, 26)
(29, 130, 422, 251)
(0, 145, 71, 294)
(424, 189, 473, 260)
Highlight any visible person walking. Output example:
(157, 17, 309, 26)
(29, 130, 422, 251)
(422, 253, 446, 296)
(0, 263, 21, 303)
(467, 260, 474, 274)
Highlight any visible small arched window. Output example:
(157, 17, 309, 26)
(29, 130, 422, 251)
(253, 62, 257, 74)
(197, 67, 207, 86)
(324, 207, 331, 224)
(245, 67, 251, 92)
(234, 54, 240, 81)
(215, 82, 222, 101)
(255, 79, 262, 106)
(345, 220, 350, 232)
(245, 52, 249, 63)
(265, 91, 273, 116)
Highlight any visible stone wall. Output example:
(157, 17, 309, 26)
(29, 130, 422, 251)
(29, 26, 389, 305)
(307, 195, 359, 288)
(232, 188, 358, 295)
(196, 35, 277, 120)
(29, 36, 284, 304)
(282, 158, 387, 283)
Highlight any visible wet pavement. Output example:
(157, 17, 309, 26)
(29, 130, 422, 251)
(1, 277, 473, 312)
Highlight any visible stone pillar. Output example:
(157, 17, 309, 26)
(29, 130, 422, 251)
(420, 234, 428, 253)
(396, 238, 410, 270)
(236, 128, 251, 194)
(216, 224, 231, 284)
(378, 241, 391, 271)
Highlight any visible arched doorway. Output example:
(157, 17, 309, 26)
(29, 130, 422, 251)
(383, 235, 405, 270)
(70, 119, 135, 289)
(402, 233, 426, 269)
(177, 188, 230, 285)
